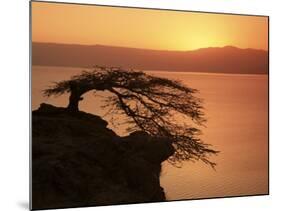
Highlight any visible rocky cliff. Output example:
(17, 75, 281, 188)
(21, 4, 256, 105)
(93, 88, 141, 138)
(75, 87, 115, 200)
(32, 103, 175, 210)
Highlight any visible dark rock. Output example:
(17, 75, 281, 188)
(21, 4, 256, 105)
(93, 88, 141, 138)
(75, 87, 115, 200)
(32, 103, 175, 210)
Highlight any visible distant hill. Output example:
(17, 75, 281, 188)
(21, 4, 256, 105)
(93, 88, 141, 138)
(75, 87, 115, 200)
(32, 42, 268, 74)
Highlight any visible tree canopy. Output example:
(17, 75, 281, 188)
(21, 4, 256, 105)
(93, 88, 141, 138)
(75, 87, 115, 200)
(44, 66, 218, 167)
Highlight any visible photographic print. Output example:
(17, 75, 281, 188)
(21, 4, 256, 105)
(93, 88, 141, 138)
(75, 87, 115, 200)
(31, 1, 269, 210)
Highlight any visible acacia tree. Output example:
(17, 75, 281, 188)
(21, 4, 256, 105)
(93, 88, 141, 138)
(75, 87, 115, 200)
(44, 66, 218, 167)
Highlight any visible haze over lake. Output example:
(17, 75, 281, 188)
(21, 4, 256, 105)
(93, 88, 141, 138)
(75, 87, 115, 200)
(32, 65, 268, 199)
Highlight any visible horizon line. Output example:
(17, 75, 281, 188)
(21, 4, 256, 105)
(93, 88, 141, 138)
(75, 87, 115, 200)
(32, 41, 268, 52)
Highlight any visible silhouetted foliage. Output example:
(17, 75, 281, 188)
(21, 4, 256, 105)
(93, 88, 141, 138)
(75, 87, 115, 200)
(44, 66, 218, 167)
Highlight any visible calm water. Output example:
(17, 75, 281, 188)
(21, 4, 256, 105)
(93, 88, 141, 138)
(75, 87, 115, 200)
(32, 65, 268, 200)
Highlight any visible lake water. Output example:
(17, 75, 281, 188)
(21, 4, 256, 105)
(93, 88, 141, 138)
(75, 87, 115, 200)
(32, 65, 268, 200)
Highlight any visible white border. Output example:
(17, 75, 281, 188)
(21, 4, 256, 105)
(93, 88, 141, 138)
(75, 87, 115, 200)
(1, 0, 280, 210)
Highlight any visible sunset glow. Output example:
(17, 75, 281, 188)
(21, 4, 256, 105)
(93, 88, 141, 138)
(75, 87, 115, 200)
(32, 1, 268, 51)
(31, 2, 269, 208)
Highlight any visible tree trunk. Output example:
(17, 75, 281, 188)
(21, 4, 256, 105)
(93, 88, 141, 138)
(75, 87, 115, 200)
(67, 93, 82, 112)
(67, 82, 83, 112)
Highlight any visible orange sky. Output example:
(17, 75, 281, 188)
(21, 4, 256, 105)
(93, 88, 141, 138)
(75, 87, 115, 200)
(31, 1, 268, 51)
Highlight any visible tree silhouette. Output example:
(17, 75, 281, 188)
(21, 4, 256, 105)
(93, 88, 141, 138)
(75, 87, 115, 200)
(44, 66, 218, 167)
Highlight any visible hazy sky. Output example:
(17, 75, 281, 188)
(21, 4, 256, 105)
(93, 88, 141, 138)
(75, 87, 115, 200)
(32, 1, 268, 51)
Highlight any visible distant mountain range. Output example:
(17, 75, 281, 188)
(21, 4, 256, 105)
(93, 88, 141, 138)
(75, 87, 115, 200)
(32, 42, 268, 74)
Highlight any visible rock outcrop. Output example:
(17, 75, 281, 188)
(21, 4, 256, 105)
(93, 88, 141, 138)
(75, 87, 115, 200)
(32, 103, 175, 210)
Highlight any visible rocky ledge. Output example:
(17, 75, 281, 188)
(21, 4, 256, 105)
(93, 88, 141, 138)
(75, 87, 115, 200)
(32, 103, 175, 209)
